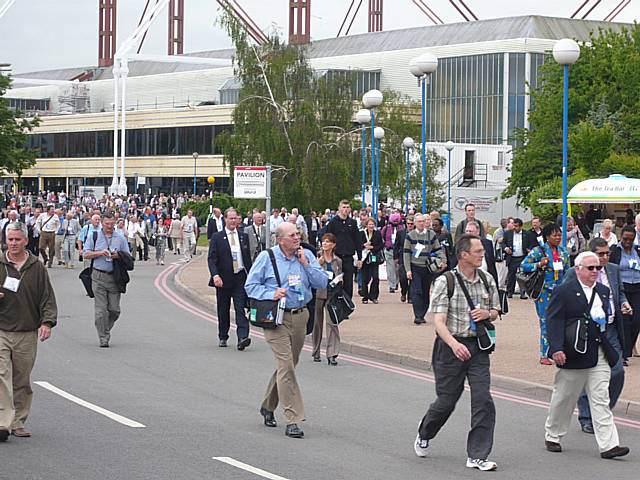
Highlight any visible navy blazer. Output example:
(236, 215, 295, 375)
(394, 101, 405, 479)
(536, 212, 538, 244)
(503, 229, 531, 264)
(546, 277, 619, 369)
(206, 216, 225, 240)
(207, 229, 252, 288)
(563, 263, 627, 348)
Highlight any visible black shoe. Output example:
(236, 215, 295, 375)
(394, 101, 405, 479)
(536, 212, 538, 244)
(99, 340, 109, 348)
(328, 356, 338, 366)
(218, 339, 228, 348)
(372, 299, 378, 304)
(312, 356, 321, 362)
(545, 441, 562, 453)
(260, 407, 277, 428)
(414, 317, 426, 325)
(507, 294, 513, 299)
(285, 423, 304, 438)
(581, 424, 595, 434)
(237, 337, 251, 351)
(0, 429, 8, 442)
(520, 294, 528, 299)
(401, 294, 407, 302)
(600, 446, 630, 459)
(362, 298, 368, 304)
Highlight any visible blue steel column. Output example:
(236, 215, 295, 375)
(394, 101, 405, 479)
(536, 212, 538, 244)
(405, 148, 410, 215)
(561, 64, 569, 248)
(361, 127, 367, 209)
(421, 76, 427, 214)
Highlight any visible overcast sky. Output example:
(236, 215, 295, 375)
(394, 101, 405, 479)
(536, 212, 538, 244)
(0, 0, 638, 73)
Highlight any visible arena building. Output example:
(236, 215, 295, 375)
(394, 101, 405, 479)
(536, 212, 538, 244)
(4, 15, 629, 223)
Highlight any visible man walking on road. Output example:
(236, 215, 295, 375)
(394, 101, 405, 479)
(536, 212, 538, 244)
(414, 234, 499, 471)
(83, 213, 130, 347)
(208, 208, 252, 350)
(544, 251, 629, 459)
(0, 222, 57, 441)
(327, 200, 360, 297)
(245, 222, 327, 439)
(36, 205, 60, 268)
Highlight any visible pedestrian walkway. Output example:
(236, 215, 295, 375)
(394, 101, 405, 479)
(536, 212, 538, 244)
(173, 254, 640, 414)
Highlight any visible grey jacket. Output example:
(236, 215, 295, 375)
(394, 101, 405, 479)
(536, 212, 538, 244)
(316, 256, 343, 300)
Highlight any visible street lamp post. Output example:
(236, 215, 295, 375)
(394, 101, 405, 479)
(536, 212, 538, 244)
(373, 126, 385, 217)
(356, 109, 372, 208)
(403, 137, 414, 216)
(553, 38, 580, 248)
(363, 89, 383, 218)
(192, 151, 199, 196)
(410, 53, 438, 214)
(444, 141, 455, 230)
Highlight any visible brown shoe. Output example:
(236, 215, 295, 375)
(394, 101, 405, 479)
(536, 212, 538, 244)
(11, 427, 31, 438)
(545, 440, 562, 453)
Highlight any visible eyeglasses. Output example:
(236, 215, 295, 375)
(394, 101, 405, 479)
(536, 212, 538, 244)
(596, 252, 609, 257)
(583, 265, 603, 271)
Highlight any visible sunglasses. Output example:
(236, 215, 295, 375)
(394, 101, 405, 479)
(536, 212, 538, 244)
(583, 265, 603, 271)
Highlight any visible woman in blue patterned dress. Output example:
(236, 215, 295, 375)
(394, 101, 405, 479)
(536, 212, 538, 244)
(520, 223, 570, 365)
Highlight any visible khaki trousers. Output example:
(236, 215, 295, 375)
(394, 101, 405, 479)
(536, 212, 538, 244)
(312, 299, 341, 359)
(545, 349, 619, 452)
(38, 231, 56, 266)
(92, 270, 122, 343)
(262, 309, 308, 425)
(0, 330, 38, 430)
(54, 234, 65, 263)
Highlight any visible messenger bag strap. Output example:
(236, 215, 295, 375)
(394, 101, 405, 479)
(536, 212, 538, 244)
(90, 230, 98, 269)
(267, 248, 281, 287)
(454, 271, 478, 311)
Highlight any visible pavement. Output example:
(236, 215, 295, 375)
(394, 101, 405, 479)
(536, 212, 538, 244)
(175, 252, 640, 416)
(3, 257, 639, 479)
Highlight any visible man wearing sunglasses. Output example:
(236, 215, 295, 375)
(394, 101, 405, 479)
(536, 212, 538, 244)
(544, 251, 629, 459)
(562, 238, 629, 435)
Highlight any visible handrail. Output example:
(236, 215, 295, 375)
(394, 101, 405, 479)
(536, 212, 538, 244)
(449, 163, 488, 188)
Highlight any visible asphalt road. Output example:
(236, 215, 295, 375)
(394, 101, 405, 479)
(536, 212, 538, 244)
(3, 259, 639, 480)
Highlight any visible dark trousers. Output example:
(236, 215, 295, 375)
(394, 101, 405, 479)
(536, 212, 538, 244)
(339, 254, 355, 298)
(398, 263, 410, 296)
(622, 286, 640, 359)
(577, 324, 625, 426)
(361, 261, 380, 300)
(419, 337, 495, 460)
(506, 255, 525, 296)
(410, 265, 434, 320)
(215, 272, 250, 341)
(142, 237, 149, 260)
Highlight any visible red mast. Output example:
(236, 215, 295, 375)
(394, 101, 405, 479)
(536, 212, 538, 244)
(289, 0, 311, 44)
(98, 0, 117, 67)
(168, 0, 184, 55)
(368, 0, 383, 32)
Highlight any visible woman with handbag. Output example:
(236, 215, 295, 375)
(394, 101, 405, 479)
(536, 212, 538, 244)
(520, 223, 570, 365)
(311, 233, 343, 365)
(358, 218, 384, 304)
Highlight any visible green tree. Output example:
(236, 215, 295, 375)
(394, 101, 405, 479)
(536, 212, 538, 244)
(216, 12, 443, 212)
(0, 75, 39, 180)
(505, 24, 640, 208)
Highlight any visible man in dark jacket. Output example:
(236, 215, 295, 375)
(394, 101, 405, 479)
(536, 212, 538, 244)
(503, 218, 530, 299)
(544, 251, 629, 459)
(208, 208, 252, 350)
(326, 200, 360, 297)
(0, 221, 57, 441)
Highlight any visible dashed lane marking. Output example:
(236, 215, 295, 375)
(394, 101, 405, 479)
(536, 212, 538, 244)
(213, 457, 290, 480)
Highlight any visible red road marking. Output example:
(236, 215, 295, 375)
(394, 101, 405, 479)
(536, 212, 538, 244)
(155, 264, 640, 430)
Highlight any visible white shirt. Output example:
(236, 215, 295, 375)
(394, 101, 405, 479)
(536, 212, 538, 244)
(270, 215, 283, 233)
(597, 269, 616, 324)
(578, 279, 606, 324)
(513, 231, 524, 256)
(37, 212, 61, 233)
(214, 215, 223, 232)
(225, 228, 244, 271)
(181, 216, 198, 235)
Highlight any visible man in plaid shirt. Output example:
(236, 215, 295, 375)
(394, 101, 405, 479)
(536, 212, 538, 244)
(414, 234, 500, 472)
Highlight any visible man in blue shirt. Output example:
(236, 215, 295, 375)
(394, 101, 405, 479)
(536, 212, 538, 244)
(83, 213, 130, 348)
(246, 222, 327, 439)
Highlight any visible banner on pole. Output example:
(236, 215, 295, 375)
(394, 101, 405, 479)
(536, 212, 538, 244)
(233, 166, 267, 199)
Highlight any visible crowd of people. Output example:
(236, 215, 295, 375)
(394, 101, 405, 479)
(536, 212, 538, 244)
(1, 190, 639, 467)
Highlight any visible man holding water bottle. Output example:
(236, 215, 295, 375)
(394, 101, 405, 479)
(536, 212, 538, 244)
(414, 234, 500, 471)
(83, 213, 130, 348)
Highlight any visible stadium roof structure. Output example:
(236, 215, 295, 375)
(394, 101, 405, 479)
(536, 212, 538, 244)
(12, 15, 630, 82)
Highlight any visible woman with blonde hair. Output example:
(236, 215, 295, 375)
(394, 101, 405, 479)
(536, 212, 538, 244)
(597, 218, 618, 247)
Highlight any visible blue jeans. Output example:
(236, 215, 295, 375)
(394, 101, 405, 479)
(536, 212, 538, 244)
(577, 324, 625, 427)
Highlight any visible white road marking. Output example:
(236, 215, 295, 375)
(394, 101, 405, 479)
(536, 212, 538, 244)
(213, 457, 290, 480)
(34, 381, 146, 428)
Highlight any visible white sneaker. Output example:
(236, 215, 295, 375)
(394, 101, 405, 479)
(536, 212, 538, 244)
(466, 458, 497, 471)
(414, 432, 429, 457)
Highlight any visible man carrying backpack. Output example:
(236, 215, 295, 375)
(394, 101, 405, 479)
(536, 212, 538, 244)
(414, 234, 500, 471)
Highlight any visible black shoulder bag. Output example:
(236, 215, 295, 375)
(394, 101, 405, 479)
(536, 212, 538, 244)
(248, 249, 282, 329)
(516, 247, 548, 300)
(79, 231, 98, 298)
(454, 271, 496, 353)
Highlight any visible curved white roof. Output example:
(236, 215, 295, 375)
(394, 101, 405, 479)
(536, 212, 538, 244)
(568, 174, 640, 203)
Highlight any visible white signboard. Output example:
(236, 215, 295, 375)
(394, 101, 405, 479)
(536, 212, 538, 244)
(234, 166, 267, 199)
(137, 176, 146, 186)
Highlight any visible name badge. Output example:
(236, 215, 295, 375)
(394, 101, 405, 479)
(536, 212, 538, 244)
(231, 251, 239, 262)
(288, 274, 302, 287)
(391, 233, 397, 244)
(537, 236, 543, 245)
(325, 271, 334, 280)
(552, 261, 563, 271)
(3, 276, 20, 293)
(629, 260, 640, 271)
(414, 243, 425, 258)
(370, 255, 377, 263)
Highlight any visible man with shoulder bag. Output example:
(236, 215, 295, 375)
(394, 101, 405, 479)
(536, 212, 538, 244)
(414, 234, 500, 471)
(544, 251, 629, 459)
(245, 222, 327, 439)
